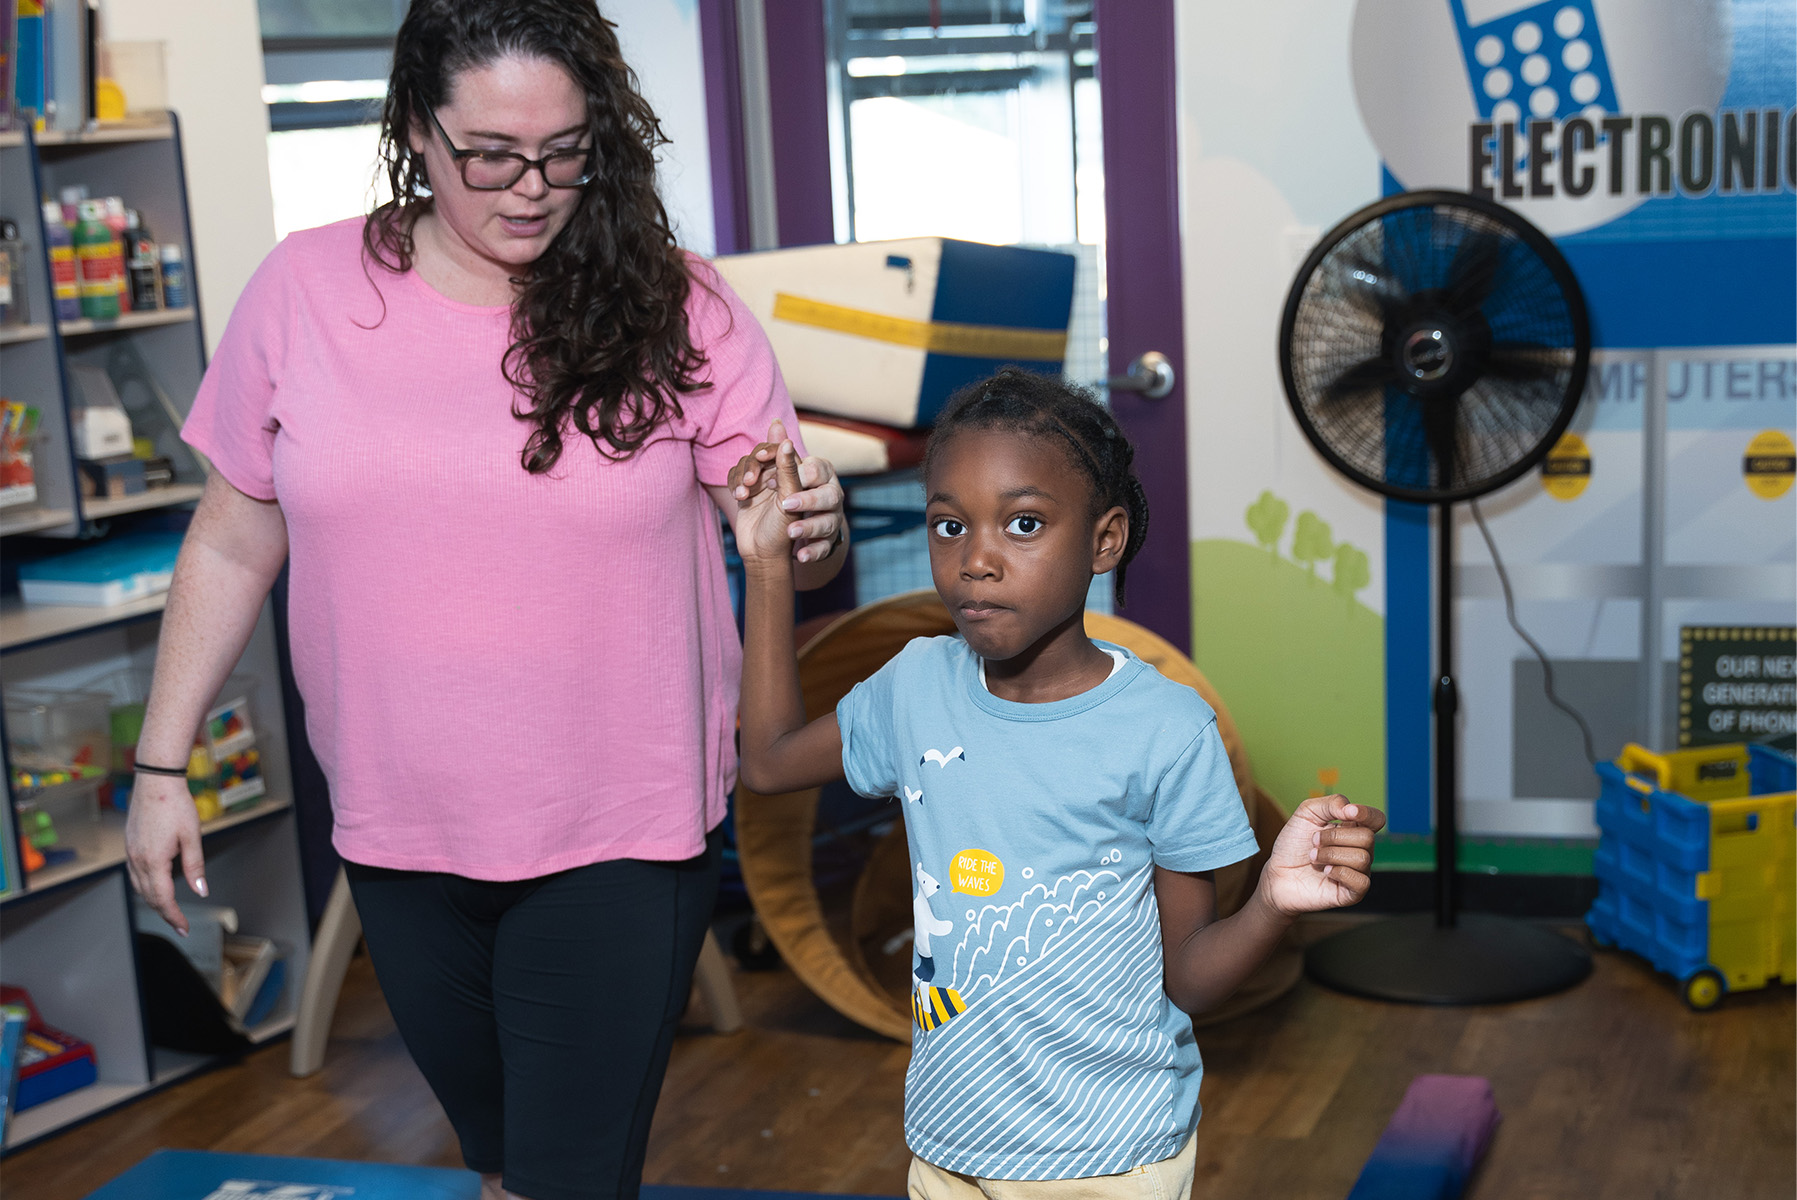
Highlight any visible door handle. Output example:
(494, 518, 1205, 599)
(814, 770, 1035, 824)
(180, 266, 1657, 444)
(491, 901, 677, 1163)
(1104, 351, 1176, 399)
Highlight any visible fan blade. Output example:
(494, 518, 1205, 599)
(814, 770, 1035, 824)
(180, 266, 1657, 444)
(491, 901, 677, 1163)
(1330, 250, 1409, 324)
(1486, 342, 1573, 383)
(1420, 391, 1463, 491)
(1322, 355, 1399, 405)
(1440, 229, 1505, 319)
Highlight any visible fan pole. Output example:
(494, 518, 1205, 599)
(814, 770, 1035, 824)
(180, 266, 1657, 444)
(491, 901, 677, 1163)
(1434, 502, 1459, 928)
(1303, 499, 1594, 1004)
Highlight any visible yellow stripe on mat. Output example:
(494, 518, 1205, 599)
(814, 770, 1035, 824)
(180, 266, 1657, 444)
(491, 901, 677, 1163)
(772, 292, 1067, 361)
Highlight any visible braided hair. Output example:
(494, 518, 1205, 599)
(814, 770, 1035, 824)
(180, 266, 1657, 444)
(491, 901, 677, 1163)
(924, 367, 1151, 604)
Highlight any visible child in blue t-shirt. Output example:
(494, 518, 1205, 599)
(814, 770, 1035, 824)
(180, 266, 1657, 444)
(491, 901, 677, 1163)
(730, 367, 1384, 1196)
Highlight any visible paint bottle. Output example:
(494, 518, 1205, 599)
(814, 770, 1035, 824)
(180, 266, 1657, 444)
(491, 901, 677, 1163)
(103, 198, 132, 311)
(58, 185, 87, 229)
(125, 210, 161, 312)
(73, 199, 122, 321)
(42, 200, 81, 322)
(0, 219, 24, 327)
(158, 243, 188, 310)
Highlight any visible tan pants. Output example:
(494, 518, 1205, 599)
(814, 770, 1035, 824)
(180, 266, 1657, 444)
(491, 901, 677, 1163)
(908, 1131, 1197, 1200)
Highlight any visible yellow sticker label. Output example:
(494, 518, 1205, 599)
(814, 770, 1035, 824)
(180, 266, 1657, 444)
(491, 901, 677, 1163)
(1744, 429, 1795, 500)
(771, 293, 1068, 362)
(950, 848, 1005, 896)
(1541, 432, 1591, 501)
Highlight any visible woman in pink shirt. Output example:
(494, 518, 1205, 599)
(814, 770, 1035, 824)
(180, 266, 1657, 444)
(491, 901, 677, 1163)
(123, 4, 844, 1197)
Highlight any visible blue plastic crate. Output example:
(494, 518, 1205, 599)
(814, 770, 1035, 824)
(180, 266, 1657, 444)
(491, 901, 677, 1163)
(1652, 860, 1705, 925)
(1594, 840, 1707, 926)
(1588, 885, 1707, 981)
(1750, 742, 1796, 795)
(1594, 762, 1710, 871)
(1588, 744, 1797, 1003)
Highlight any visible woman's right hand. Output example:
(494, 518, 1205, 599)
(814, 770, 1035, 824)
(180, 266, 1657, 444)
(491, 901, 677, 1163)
(125, 773, 207, 935)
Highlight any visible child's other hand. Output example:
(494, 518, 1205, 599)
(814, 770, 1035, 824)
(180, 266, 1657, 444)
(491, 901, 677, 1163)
(729, 422, 807, 567)
(1258, 795, 1386, 918)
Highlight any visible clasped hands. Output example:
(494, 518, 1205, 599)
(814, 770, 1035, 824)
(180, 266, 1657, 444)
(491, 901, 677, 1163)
(729, 420, 844, 567)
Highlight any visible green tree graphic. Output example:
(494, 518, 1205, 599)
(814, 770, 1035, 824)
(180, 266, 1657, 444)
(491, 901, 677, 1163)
(1332, 542, 1370, 604)
(1291, 511, 1334, 579)
(1245, 490, 1290, 556)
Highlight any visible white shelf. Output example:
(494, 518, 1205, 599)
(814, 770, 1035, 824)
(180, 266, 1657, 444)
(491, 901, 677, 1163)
(0, 108, 311, 1154)
(3, 1080, 144, 1149)
(81, 482, 204, 521)
(151, 1046, 212, 1086)
(0, 323, 51, 346)
(4, 797, 293, 902)
(33, 122, 174, 147)
(246, 1011, 297, 1046)
(1, 1045, 214, 1151)
(0, 591, 169, 652)
(0, 507, 76, 538)
(58, 307, 194, 337)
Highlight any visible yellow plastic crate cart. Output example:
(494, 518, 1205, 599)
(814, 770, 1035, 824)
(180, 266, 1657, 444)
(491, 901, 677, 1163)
(1587, 743, 1796, 1011)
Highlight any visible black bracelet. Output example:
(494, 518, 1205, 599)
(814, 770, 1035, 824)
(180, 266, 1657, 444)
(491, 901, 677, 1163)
(134, 761, 190, 778)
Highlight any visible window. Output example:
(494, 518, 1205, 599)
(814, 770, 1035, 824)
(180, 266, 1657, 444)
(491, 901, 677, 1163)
(826, 0, 1101, 247)
(823, 2, 1112, 612)
(258, 1, 404, 239)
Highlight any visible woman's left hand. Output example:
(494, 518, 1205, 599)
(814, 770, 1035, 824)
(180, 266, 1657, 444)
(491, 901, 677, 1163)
(734, 419, 846, 565)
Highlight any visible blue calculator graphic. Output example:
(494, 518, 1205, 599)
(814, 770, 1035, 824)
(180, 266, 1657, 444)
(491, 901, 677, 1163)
(1449, 0, 1620, 123)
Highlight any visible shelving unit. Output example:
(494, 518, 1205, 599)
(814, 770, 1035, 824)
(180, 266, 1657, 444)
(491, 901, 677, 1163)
(57, 306, 196, 337)
(0, 323, 52, 346)
(82, 480, 206, 522)
(0, 115, 309, 1154)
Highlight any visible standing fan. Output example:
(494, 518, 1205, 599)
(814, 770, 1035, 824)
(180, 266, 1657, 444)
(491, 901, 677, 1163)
(1279, 189, 1593, 1004)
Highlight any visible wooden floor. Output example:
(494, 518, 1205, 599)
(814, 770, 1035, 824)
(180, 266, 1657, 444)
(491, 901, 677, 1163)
(5, 916, 1792, 1200)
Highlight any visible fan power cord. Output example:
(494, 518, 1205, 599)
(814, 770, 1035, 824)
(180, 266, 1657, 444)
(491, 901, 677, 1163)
(1468, 499, 1600, 766)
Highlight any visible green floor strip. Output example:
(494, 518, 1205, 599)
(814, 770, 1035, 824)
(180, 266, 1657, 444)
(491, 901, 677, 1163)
(1373, 834, 1597, 876)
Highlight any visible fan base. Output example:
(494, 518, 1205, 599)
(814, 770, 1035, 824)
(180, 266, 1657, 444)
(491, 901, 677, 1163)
(1304, 912, 1592, 1005)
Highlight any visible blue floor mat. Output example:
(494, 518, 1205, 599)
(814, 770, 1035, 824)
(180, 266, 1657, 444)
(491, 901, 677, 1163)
(87, 1149, 896, 1200)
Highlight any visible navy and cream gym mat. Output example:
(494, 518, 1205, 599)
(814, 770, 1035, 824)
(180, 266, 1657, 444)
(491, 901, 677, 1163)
(87, 1150, 898, 1200)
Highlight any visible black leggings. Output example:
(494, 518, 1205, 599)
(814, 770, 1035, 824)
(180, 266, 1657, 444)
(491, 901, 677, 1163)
(344, 830, 720, 1200)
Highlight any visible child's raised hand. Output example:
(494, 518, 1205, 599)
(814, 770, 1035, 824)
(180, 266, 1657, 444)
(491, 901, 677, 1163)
(728, 421, 807, 567)
(1258, 795, 1386, 918)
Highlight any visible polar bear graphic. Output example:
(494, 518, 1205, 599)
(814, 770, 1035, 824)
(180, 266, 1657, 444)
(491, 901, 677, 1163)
(911, 863, 967, 1031)
(913, 863, 954, 978)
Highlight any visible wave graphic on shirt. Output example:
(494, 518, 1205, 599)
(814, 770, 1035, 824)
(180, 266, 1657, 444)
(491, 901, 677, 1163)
(950, 854, 1126, 1004)
(905, 861, 1182, 1180)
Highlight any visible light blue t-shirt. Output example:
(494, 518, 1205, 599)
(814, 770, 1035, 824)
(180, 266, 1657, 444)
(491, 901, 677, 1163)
(836, 635, 1259, 1180)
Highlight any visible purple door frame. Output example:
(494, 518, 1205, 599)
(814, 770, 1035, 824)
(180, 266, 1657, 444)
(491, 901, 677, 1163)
(762, 0, 836, 248)
(699, 0, 835, 253)
(697, 0, 751, 255)
(1094, 1, 1191, 653)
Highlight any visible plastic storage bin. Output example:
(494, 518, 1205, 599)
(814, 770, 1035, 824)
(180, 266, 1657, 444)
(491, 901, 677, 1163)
(82, 669, 266, 818)
(5, 688, 112, 784)
(1587, 742, 1796, 1010)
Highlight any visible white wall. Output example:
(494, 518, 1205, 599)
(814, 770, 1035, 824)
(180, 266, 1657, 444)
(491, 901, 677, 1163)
(102, 0, 278, 356)
(608, 0, 716, 257)
(97, 0, 714, 354)
(1174, 1, 1390, 819)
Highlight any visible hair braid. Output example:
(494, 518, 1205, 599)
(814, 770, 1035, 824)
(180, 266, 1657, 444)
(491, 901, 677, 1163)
(925, 366, 1151, 606)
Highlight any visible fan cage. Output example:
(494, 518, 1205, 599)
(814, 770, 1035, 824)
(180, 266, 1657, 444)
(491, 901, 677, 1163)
(1279, 191, 1591, 504)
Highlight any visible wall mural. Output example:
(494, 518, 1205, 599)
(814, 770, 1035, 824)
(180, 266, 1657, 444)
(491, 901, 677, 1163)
(1179, 0, 1795, 838)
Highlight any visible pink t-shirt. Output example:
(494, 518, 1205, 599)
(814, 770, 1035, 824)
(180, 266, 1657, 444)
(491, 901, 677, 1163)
(183, 217, 803, 879)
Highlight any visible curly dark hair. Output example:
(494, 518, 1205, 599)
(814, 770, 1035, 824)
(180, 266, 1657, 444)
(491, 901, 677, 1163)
(925, 367, 1150, 604)
(365, 0, 708, 473)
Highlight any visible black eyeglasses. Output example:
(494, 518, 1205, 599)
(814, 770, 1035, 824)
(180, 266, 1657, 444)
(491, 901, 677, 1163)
(423, 104, 597, 190)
